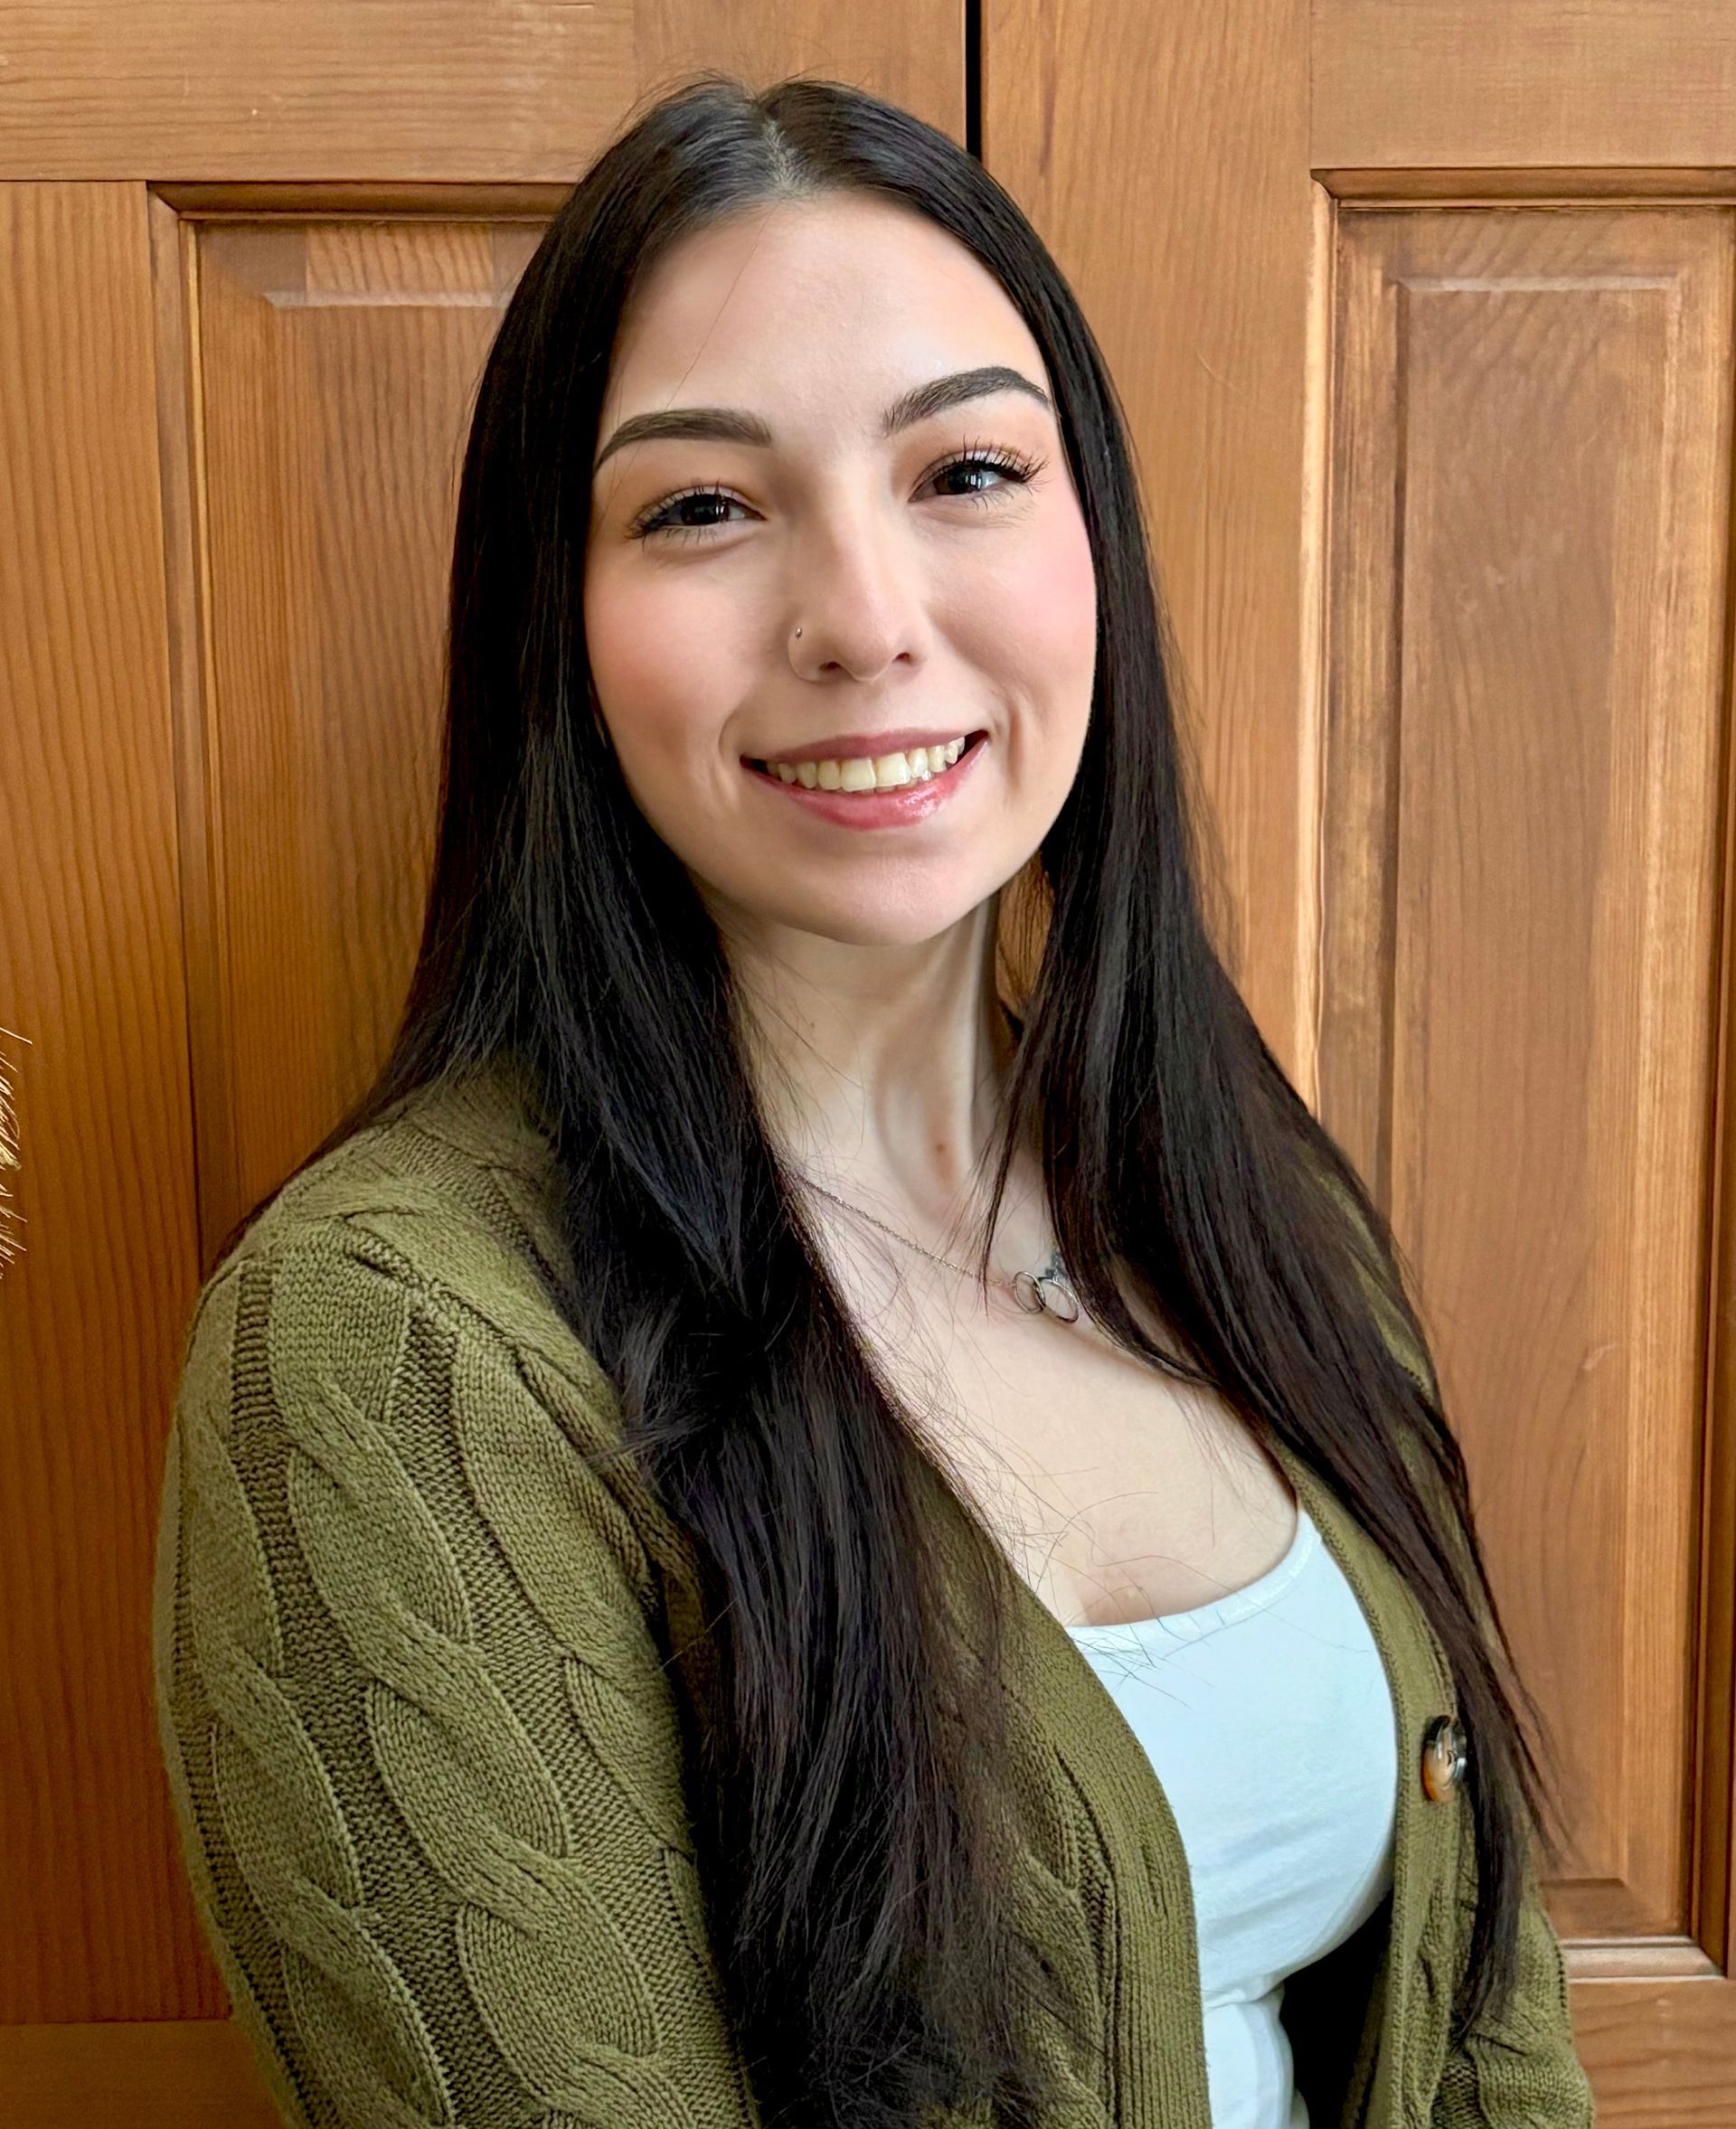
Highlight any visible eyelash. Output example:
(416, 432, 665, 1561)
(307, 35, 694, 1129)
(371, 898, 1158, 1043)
(626, 440, 1048, 542)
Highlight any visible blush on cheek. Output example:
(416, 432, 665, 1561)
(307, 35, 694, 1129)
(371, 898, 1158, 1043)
(584, 574, 739, 757)
(975, 509, 1098, 687)
(585, 573, 668, 712)
(587, 625, 682, 739)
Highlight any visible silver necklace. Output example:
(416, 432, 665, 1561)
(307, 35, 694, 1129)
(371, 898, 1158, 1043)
(798, 1177, 1082, 1323)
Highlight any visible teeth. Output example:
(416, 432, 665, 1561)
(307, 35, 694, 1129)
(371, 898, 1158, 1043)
(763, 736, 970, 789)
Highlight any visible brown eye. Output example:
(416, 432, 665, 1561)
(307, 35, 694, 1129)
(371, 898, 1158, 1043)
(927, 446, 1044, 502)
(627, 441, 1047, 544)
(628, 485, 750, 541)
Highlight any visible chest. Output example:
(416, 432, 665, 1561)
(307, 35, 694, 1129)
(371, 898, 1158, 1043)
(979, 1436, 1470, 2129)
(814, 1217, 1468, 2090)
(863, 1273, 1301, 1632)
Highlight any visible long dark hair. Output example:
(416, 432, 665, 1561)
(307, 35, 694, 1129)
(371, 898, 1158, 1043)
(216, 70, 1565, 2126)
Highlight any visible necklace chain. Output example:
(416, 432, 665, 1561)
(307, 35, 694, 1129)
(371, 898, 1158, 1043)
(797, 1177, 1082, 1324)
(788, 1007, 1081, 1321)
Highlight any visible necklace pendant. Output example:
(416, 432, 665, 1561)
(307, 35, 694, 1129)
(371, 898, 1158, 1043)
(1036, 1270, 1081, 1323)
(1014, 1248, 1081, 1323)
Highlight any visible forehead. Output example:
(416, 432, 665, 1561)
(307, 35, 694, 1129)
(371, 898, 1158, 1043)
(599, 193, 1049, 433)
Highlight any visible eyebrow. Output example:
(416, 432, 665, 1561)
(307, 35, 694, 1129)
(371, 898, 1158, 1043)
(592, 363, 1053, 473)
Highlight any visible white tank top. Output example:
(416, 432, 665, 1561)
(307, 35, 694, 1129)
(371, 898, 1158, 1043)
(1065, 1501, 1398, 2129)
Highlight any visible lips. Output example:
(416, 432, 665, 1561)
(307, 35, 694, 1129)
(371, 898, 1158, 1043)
(741, 729, 988, 829)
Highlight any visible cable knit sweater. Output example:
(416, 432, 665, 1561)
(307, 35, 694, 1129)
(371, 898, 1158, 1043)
(151, 1058, 1595, 2129)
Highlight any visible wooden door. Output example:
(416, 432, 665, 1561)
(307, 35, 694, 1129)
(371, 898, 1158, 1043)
(5, 2, 1722, 2122)
(989, 2, 1736, 2120)
(0, 12, 960, 2123)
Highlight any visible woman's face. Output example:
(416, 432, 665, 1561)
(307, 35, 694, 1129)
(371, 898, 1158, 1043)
(583, 193, 1098, 949)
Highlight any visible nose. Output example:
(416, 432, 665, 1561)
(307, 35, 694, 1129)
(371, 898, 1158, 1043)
(785, 498, 929, 684)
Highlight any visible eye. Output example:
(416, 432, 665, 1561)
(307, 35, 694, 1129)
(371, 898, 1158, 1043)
(627, 484, 751, 542)
(923, 441, 1047, 504)
(625, 439, 1049, 543)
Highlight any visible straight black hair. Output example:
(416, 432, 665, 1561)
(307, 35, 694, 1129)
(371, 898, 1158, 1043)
(218, 70, 1566, 2129)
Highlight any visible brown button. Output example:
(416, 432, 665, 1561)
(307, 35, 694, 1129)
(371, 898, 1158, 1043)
(1420, 1715, 1468, 1802)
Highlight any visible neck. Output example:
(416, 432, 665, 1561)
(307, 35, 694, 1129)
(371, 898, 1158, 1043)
(710, 893, 1038, 1256)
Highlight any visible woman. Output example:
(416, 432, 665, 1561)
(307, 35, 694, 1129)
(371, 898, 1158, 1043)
(153, 71, 1595, 2129)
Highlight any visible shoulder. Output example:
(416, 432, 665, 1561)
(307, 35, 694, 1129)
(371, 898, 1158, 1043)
(206, 1055, 604, 1395)
(228, 1051, 561, 1276)
(175, 1054, 658, 1598)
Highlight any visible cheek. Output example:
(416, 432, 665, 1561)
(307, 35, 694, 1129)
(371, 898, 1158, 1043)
(961, 504, 1098, 708)
(583, 562, 740, 754)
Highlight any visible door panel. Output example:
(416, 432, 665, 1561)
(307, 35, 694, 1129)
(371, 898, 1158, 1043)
(184, 214, 548, 1242)
(1326, 206, 1731, 1948)
(0, 5, 961, 182)
(0, 177, 207, 2033)
(988, 1, 1736, 2117)
(0, 13, 959, 2122)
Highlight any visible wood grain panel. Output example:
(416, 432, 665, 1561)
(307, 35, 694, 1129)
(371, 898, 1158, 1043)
(986, 0, 1316, 1070)
(183, 217, 546, 1250)
(0, 2019, 280, 2126)
(1571, 1978, 1736, 2128)
(4, 11, 963, 2109)
(0, 3, 961, 181)
(0, 184, 211, 2020)
(1321, 206, 1732, 1944)
(991, 2, 1736, 2114)
(1315, 1, 1736, 172)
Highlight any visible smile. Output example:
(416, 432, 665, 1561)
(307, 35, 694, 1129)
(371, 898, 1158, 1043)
(749, 735, 972, 789)
(741, 730, 989, 830)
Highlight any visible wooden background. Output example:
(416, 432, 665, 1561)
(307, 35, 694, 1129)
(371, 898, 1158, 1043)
(3, 1, 1735, 2119)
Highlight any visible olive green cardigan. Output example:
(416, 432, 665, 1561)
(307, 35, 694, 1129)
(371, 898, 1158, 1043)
(152, 1060, 1595, 2129)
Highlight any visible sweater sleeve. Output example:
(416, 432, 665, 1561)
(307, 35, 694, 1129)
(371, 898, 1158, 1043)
(152, 1224, 765, 2129)
(1432, 1847, 1595, 2127)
